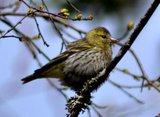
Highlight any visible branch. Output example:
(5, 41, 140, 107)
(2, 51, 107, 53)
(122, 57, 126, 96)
(0, 15, 27, 39)
(66, 0, 81, 13)
(108, 80, 144, 104)
(33, 16, 49, 47)
(0, 12, 86, 34)
(66, 0, 160, 116)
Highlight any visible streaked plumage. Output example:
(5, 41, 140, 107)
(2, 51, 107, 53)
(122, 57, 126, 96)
(21, 27, 115, 91)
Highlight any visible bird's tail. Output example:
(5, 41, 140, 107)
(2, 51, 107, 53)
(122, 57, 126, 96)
(21, 74, 37, 84)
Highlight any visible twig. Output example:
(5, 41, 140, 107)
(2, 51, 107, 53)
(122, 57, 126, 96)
(90, 103, 108, 117)
(129, 49, 149, 91)
(41, 1, 68, 52)
(0, 15, 27, 39)
(108, 80, 144, 104)
(115, 43, 151, 91)
(47, 79, 68, 100)
(41, 0, 49, 11)
(19, 0, 91, 21)
(51, 21, 68, 48)
(87, 108, 91, 117)
(33, 16, 49, 47)
(92, 103, 108, 109)
(115, 67, 143, 79)
(25, 42, 42, 67)
(66, 0, 81, 13)
(0, 1, 19, 10)
(0, 12, 86, 34)
(108, 80, 160, 89)
(29, 0, 37, 6)
(61, 28, 78, 40)
(0, 35, 22, 40)
(118, 28, 130, 40)
(26, 40, 50, 61)
(0, 16, 50, 62)
(91, 105, 103, 117)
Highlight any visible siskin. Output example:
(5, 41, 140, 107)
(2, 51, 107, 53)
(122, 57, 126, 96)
(21, 27, 116, 91)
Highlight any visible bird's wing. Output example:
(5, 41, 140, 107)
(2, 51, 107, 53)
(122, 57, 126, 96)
(34, 45, 91, 76)
(34, 51, 70, 75)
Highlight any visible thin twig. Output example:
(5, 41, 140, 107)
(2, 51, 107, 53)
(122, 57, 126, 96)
(0, 16, 50, 62)
(0, 15, 27, 39)
(91, 105, 103, 117)
(51, 21, 68, 47)
(33, 16, 49, 47)
(0, 12, 86, 34)
(115, 67, 143, 79)
(92, 103, 108, 109)
(41, 0, 49, 11)
(116, 42, 151, 91)
(109, 80, 144, 104)
(0, 35, 22, 40)
(29, 40, 50, 61)
(66, 0, 81, 13)
(29, 0, 37, 6)
(87, 108, 91, 117)
(118, 28, 130, 40)
(129, 49, 149, 91)
(19, 0, 91, 21)
(25, 42, 42, 66)
(0, 1, 19, 9)
(40, 1, 68, 53)
(108, 80, 160, 89)
(47, 79, 68, 100)
(61, 28, 78, 40)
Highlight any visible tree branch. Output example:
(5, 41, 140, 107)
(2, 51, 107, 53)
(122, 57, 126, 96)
(67, 0, 160, 116)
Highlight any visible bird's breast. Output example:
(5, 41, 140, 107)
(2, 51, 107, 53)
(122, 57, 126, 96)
(62, 48, 111, 89)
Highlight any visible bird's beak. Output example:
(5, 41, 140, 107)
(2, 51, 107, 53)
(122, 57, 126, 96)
(110, 37, 118, 44)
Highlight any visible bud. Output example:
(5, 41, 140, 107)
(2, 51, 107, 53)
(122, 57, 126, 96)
(59, 8, 70, 17)
(122, 69, 129, 74)
(87, 15, 94, 20)
(74, 13, 82, 20)
(27, 8, 34, 15)
(33, 34, 41, 40)
(60, 8, 69, 14)
(38, 5, 44, 11)
(127, 20, 134, 31)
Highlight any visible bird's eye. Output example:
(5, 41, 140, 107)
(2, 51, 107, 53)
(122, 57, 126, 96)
(101, 35, 106, 38)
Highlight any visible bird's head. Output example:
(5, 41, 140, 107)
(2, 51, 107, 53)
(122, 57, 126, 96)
(86, 27, 117, 49)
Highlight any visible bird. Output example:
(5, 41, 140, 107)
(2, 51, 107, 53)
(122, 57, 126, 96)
(21, 27, 116, 91)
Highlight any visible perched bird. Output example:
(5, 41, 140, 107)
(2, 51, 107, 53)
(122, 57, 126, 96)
(21, 27, 116, 91)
